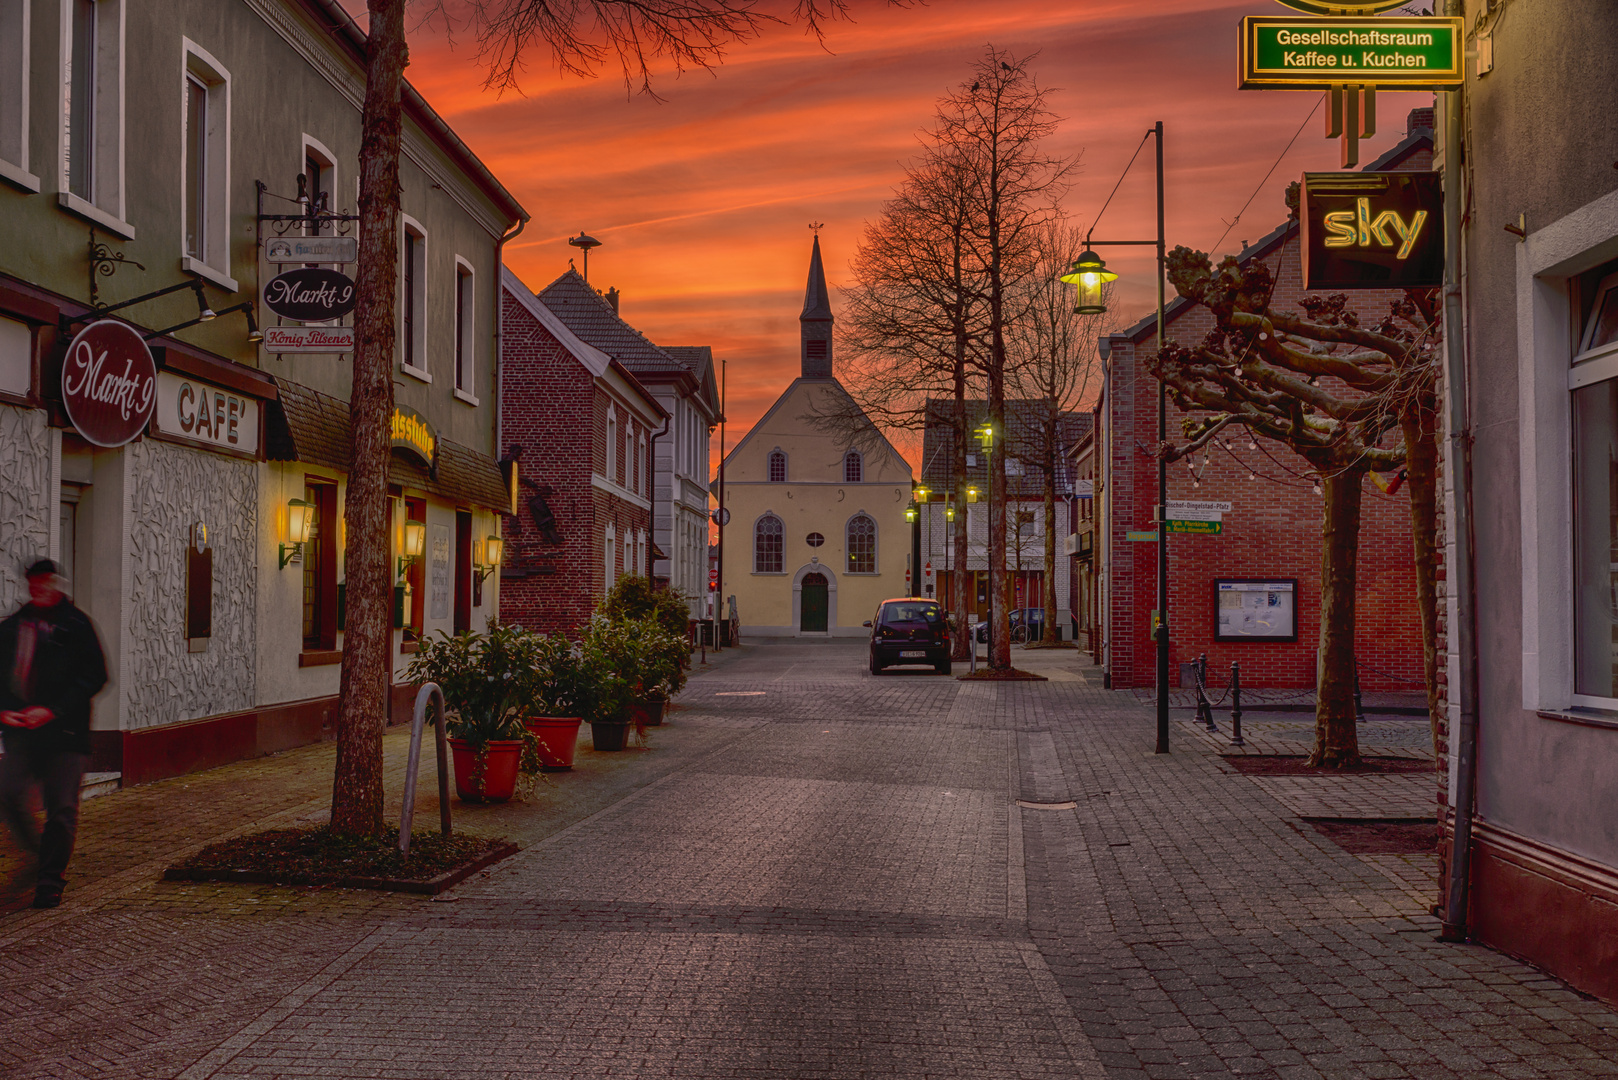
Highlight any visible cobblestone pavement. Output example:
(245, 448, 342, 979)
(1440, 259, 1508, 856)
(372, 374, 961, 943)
(0, 641, 1613, 1079)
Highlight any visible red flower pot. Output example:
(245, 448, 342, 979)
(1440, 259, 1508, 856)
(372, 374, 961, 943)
(449, 737, 524, 803)
(524, 717, 582, 770)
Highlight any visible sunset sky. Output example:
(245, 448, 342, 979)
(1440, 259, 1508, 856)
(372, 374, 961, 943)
(382, 0, 1432, 465)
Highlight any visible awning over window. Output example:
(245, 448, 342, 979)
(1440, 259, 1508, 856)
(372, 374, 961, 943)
(267, 377, 510, 513)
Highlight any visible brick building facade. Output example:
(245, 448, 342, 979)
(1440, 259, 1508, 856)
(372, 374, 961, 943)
(1091, 112, 1434, 693)
(498, 268, 666, 634)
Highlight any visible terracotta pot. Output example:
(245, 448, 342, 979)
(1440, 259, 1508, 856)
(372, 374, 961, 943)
(590, 720, 631, 752)
(448, 737, 524, 803)
(626, 699, 667, 727)
(524, 717, 583, 770)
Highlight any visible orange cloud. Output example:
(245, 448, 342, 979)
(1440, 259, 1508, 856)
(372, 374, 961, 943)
(392, 0, 1436, 478)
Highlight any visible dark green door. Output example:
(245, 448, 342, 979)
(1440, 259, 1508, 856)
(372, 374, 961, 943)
(801, 573, 828, 632)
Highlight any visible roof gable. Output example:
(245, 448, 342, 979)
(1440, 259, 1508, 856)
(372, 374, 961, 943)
(537, 270, 686, 373)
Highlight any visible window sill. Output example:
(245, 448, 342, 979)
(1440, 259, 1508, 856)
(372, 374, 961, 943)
(400, 641, 420, 655)
(1537, 708, 1618, 731)
(58, 192, 135, 240)
(181, 256, 238, 293)
(402, 364, 431, 384)
(0, 159, 40, 193)
(298, 649, 343, 667)
(453, 387, 479, 406)
(751, 571, 788, 576)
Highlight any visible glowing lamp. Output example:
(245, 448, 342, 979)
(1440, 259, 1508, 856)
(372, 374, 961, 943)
(279, 498, 315, 570)
(905, 504, 918, 524)
(397, 518, 427, 580)
(1060, 249, 1117, 315)
(966, 485, 980, 503)
(484, 535, 503, 566)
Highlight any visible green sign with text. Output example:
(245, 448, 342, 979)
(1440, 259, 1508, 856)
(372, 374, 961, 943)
(1240, 16, 1463, 90)
(1167, 520, 1223, 536)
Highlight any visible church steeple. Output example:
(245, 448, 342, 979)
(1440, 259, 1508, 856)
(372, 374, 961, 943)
(800, 234, 833, 378)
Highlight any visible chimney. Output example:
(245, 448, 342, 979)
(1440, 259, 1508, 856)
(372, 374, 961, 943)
(604, 287, 620, 314)
(1407, 107, 1435, 134)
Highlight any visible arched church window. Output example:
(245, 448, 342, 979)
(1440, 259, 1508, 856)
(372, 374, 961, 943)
(843, 450, 862, 484)
(768, 449, 787, 483)
(755, 514, 784, 573)
(846, 513, 876, 574)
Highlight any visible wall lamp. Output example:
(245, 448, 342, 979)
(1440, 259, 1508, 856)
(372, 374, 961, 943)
(397, 519, 426, 580)
(279, 498, 314, 569)
(946, 504, 956, 522)
(475, 535, 504, 585)
(966, 485, 980, 503)
(976, 422, 994, 451)
(905, 503, 918, 524)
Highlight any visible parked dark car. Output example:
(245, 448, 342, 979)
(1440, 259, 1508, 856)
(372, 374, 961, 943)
(973, 607, 1048, 644)
(865, 598, 951, 675)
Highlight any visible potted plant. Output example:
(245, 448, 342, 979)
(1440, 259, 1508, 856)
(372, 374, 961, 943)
(406, 621, 539, 802)
(578, 615, 634, 751)
(619, 617, 690, 728)
(522, 633, 587, 770)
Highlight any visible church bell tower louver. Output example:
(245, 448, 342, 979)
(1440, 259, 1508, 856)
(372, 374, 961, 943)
(800, 234, 833, 378)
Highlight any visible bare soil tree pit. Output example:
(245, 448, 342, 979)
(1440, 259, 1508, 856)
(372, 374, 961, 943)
(1307, 819, 1440, 855)
(956, 669, 1049, 681)
(1223, 755, 1435, 775)
(164, 827, 516, 894)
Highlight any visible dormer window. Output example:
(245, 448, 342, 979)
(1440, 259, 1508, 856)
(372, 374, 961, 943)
(843, 450, 862, 484)
(768, 449, 787, 483)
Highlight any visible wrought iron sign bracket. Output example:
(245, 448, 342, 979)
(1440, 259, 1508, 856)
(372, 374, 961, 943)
(88, 227, 146, 307)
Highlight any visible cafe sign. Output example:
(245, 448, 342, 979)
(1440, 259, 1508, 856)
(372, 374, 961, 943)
(262, 267, 357, 322)
(390, 405, 437, 472)
(1301, 171, 1444, 289)
(264, 236, 358, 264)
(152, 371, 262, 457)
(61, 319, 156, 448)
(1239, 17, 1464, 90)
(260, 325, 355, 353)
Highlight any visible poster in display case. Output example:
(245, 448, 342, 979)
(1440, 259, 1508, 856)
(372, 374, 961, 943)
(1215, 579, 1298, 642)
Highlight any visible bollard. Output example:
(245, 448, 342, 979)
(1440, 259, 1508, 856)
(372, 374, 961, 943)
(1196, 653, 1218, 732)
(1354, 662, 1366, 724)
(1229, 661, 1245, 746)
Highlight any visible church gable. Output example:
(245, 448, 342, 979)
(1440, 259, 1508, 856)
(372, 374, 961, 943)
(724, 379, 909, 485)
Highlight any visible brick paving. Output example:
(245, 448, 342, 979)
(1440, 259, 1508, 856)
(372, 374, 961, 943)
(0, 639, 1611, 1079)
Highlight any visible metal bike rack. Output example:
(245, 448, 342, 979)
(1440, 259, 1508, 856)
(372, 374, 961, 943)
(399, 682, 452, 855)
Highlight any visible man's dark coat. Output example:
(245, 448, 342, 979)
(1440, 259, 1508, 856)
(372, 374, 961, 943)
(0, 600, 108, 757)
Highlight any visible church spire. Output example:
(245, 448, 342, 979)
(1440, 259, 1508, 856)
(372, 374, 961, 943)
(801, 233, 833, 377)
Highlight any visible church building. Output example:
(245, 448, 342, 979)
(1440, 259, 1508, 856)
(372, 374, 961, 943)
(715, 236, 913, 636)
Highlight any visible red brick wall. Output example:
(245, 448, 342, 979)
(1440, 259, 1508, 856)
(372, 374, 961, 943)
(497, 290, 651, 636)
(1105, 223, 1428, 693)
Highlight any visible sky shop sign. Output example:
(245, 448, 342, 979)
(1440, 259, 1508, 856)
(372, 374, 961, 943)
(61, 320, 156, 448)
(262, 267, 357, 322)
(390, 405, 437, 471)
(152, 371, 261, 456)
(1240, 17, 1463, 90)
(1301, 171, 1444, 289)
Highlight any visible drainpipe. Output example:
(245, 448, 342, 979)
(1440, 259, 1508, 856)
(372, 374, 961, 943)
(648, 408, 671, 586)
(1439, 0, 1481, 943)
(493, 217, 526, 458)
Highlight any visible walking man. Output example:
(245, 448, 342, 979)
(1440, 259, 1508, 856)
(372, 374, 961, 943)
(0, 560, 107, 908)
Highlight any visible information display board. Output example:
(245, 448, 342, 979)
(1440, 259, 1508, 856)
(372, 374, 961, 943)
(1215, 579, 1298, 642)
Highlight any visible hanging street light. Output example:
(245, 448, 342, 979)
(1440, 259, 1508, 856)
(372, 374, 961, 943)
(1060, 249, 1118, 315)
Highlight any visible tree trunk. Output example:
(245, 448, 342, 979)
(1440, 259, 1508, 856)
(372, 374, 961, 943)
(1042, 404, 1059, 644)
(331, 0, 407, 838)
(988, 391, 1010, 669)
(952, 391, 971, 660)
(1400, 402, 1442, 760)
(1310, 466, 1365, 768)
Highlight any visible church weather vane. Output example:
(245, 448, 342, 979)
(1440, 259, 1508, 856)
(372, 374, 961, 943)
(809, 222, 825, 236)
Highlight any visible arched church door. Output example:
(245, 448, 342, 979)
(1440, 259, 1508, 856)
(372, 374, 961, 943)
(801, 573, 828, 632)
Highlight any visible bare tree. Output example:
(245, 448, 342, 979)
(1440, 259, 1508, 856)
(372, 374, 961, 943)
(333, 0, 903, 838)
(1004, 216, 1107, 649)
(927, 49, 1074, 670)
(1151, 244, 1441, 768)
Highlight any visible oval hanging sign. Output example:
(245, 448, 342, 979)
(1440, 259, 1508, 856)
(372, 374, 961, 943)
(1271, 0, 1409, 12)
(61, 319, 157, 448)
(262, 267, 357, 322)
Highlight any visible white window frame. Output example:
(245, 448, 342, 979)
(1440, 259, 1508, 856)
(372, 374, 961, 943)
(58, 0, 128, 237)
(0, 0, 37, 191)
(179, 39, 233, 291)
(768, 448, 788, 483)
(845, 511, 879, 575)
(452, 255, 478, 403)
(637, 433, 647, 497)
(604, 525, 616, 592)
(605, 405, 618, 485)
(754, 512, 785, 575)
(300, 134, 337, 241)
(399, 215, 429, 382)
(1516, 186, 1618, 713)
(843, 448, 863, 484)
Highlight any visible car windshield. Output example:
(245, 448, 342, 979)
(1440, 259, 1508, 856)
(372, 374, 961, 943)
(883, 602, 941, 624)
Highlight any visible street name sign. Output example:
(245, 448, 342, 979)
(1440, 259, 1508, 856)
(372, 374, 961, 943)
(1166, 500, 1232, 514)
(1126, 530, 1158, 542)
(1239, 17, 1464, 90)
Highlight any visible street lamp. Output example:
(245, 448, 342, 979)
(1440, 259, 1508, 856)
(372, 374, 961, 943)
(966, 484, 980, 503)
(1060, 249, 1118, 315)
(906, 499, 922, 598)
(1065, 120, 1169, 754)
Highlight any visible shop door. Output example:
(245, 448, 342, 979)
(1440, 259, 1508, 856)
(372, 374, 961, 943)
(974, 571, 989, 621)
(454, 510, 472, 634)
(800, 573, 828, 632)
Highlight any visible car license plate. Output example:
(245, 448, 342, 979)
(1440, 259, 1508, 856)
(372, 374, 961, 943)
(899, 650, 926, 658)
